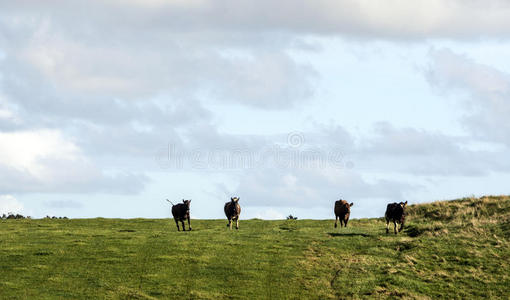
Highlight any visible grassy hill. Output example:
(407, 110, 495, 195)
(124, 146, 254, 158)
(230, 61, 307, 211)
(1, 196, 509, 299)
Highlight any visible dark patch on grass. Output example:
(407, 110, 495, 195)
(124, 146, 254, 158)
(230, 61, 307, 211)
(405, 225, 424, 237)
(395, 242, 415, 252)
(330, 269, 342, 299)
(149, 290, 163, 296)
(119, 229, 136, 232)
(34, 251, 52, 256)
(279, 221, 298, 231)
(329, 270, 341, 288)
(328, 232, 371, 237)
(405, 224, 446, 237)
(499, 220, 510, 239)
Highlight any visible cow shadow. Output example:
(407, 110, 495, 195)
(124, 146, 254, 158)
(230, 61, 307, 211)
(327, 232, 371, 238)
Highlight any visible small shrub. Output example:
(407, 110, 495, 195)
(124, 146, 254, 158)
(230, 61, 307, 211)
(45, 215, 68, 219)
(1, 213, 29, 219)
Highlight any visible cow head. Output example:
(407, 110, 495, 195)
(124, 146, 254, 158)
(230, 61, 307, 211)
(337, 199, 353, 207)
(182, 199, 192, 210)
(399, 201, 407, 208)
(231, 197, 240, 203)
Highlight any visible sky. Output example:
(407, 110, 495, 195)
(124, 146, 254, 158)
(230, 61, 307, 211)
(1, 0, 510, 219)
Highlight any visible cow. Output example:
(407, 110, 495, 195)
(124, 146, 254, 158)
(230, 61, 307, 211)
(385, 201, 407, 234)
(167, 199, 192, 231)
(224, 197, 241, 230)
(334, 200, 353, 228)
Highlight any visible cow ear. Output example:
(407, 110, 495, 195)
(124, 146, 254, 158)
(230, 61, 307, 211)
(237, 197, 240, 202)
(350, 202, 354, 207)
(189, 200, 191, 203)
(231, 197, 234, 201)
(404, 201, 408, 207)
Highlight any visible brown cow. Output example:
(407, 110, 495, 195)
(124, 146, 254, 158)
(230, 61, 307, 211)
(167, 199, 192, 231)
(385, 201, 407, 234)
(334, 200, 353, 228)
(224, 197, 241, 230)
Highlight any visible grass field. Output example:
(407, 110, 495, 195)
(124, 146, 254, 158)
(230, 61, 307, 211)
(1, 196, 510, 299)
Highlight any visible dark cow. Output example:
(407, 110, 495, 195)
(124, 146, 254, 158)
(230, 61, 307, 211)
(167, 199, 192, 231)
(224, 197, 241, 230)
(385, 201, 407, 234)
(334, 200, 353, 228)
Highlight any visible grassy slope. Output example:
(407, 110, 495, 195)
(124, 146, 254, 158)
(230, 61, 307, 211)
(1, 196, 510, 299)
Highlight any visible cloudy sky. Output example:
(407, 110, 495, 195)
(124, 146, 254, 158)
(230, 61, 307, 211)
(1, 0, 510, 219)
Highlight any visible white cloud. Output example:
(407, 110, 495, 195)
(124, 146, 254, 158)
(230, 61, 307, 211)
(4, 0, 509, 121)
(0, 130, 79, 177)
(0, 129, 148, 194)
(0, 195, 23, 214)
(4, 0, 510, 39)
(426, 48, 510, 94)
(0, 14, 315, 110)
(426, 48, 510, 145)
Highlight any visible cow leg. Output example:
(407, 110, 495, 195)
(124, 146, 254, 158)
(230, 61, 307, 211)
(393, 221, 397, 234)
(187, 217, 192, 231)
(344, 218, 348, 227)
(385, 219, 389, 233)
(181, 220, 186, 231)
(174, 219, 180, 231)
(334, 216, 338, 228)
(236, 218, 239, 230)
(229, 219, 233, 230)
(399, 222, 404, 232)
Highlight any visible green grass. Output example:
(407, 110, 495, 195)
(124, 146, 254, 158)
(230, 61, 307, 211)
(1, 196, 510, 299)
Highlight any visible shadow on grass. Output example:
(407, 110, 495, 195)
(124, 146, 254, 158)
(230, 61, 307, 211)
(327, 232, 371, 238)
